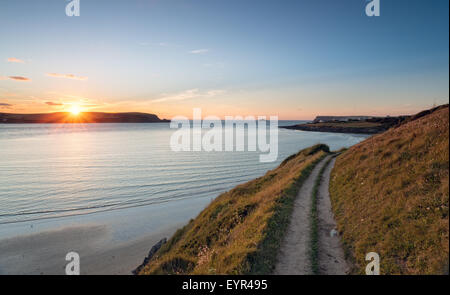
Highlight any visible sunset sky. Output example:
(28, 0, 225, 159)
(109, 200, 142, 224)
(0, 0, 448, 120)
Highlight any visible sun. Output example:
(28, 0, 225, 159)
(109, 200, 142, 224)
(70, 105, 81, 115)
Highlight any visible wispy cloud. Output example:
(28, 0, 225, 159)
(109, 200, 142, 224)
(7, 57, 25, 63)
(0, 102, 13, 108)
(152, 89, 225, 103)
(45, 101, 64, 106)
(0, 76, 8, 80)
(9, 76, 31, 82)
(189, 49, 209, 54)
(46, 73, 88, 81)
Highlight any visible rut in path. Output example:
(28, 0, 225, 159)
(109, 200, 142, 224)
(316, 157, 349, 275)
(274, 155, 348, 275)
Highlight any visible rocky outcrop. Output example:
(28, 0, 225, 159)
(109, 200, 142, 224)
(132, 238, 167, 275)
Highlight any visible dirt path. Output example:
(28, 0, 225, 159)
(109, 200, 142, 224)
(317, 157, 349, 275)
(274, 155, 331, 275)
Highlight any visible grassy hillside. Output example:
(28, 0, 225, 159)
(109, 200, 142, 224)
(330, 105, 449, 274)
(139, 144, 330, 274)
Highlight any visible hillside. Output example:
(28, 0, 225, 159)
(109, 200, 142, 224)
(0, 112, 168, 123)
(330, 105, 449, 274)
(138, 145, 330, 274)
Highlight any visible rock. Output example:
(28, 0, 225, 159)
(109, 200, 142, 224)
(132, 238, 167, 275)
(330, 229, 338, 237)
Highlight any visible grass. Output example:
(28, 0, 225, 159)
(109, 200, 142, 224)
(139, 144, 330, 275)
(329, 105, 449, 274)
(309, 155, 334, 274)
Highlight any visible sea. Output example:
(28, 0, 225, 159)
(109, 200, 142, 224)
(0, 122, 369, 245)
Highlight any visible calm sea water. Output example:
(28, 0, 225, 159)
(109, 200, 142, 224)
(0, 123, 369, 241)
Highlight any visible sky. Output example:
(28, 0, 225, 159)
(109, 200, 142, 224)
(0, 0, 448, 119)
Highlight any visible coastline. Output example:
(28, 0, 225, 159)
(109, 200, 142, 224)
(0, 224, 179, 275)
(280, 124, 383, 134)
(0, 112, 169, 124)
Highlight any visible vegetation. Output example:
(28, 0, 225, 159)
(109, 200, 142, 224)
(139, 144, 330, 274)
(330, 105, 449, 274)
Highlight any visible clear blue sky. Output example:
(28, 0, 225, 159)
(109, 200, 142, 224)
(0, 0, 448, 119)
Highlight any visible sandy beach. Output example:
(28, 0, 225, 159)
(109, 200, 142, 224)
(0, 224, 178, 275)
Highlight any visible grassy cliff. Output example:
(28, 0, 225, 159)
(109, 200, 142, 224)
(330, 105, 449, 274)
(139, 144, 330, 274)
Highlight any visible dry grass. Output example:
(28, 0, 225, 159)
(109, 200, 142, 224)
(139, 145, 329, 275)
(330, 105, 449, 274)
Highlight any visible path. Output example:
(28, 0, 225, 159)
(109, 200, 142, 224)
(274, 155, 331, 275)
(274, 155, 348, 275)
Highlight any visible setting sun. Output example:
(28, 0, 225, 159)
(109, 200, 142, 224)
(70, 105, 81, 115)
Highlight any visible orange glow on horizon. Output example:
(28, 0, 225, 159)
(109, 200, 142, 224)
(69, 105, 81, 115)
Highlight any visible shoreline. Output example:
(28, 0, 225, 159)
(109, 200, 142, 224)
(0, 224, 179, 275)
(280, 124, 382, 134)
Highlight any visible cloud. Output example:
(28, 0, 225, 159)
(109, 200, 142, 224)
(152, 89, 225, 103)
(7, 57, 25, 63)
(45, 101, 64, 106)
(9, 76, 31, 81)
(0, 102, 12, 108)
(0, 76, 8, 80)
(46, 73, 88, 81)
(189, 49, 209, 54)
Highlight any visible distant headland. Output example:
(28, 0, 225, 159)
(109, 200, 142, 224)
(281, 115, 410, 134)
(281, 105, 449, 134)
(0, 112, 170, 124)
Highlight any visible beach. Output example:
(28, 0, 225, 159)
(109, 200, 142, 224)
(0, 224, 178, 275)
